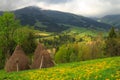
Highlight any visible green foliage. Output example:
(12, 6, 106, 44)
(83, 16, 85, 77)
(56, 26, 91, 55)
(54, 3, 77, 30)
(108, 27, 117, 38)
(39, 33, 75, 49)
(0, 12, 36, 69)
(55, 44, 78, 63)
(55, 34, 105, 63)
(0, 12, 21, 69)
(0, 12, 20, 46)
(0, 49, 5, 69)
(14, 27, 37, 54)
(0, 12, 20, 48)
(55, 45, 71, 63)
(0, 12, 20, 30)
(105, 27, 120, 57)
(105, 38, 120, 56)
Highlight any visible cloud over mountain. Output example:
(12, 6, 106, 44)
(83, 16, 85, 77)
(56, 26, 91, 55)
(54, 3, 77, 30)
(0, 0, 120, 17)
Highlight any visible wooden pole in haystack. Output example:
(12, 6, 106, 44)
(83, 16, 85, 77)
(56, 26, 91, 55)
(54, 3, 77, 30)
(39, 56, 43, 69)
(16, 58, 19, 72)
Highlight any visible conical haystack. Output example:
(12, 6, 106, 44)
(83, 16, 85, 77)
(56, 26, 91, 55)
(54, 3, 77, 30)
(33, 43, 45, 61)
(5, 45, 29, 72)
(31, 43, 54, 69)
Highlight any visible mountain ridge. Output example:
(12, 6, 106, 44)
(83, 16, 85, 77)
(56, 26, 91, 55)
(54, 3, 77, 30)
(0, 6, 112, 32)
(99, 14, 120, 28)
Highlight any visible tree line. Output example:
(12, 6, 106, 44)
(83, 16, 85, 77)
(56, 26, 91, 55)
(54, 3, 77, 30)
(0, 12, 120, 69)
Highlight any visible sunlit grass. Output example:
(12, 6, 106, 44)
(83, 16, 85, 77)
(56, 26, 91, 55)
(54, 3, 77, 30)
(0, 57, 120, 80)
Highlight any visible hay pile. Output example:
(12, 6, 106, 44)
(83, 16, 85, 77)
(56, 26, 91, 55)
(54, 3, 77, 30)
(5, 45, 29, 72)
(31, 43, 54, 69)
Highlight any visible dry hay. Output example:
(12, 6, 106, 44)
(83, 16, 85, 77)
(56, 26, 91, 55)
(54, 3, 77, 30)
(31, 43, 54, 69)
(5, 45, 29, 72)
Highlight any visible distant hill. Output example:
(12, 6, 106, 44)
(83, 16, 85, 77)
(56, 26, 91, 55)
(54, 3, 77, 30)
(96, 15, 120, 29)
(0, 6, 111, 32)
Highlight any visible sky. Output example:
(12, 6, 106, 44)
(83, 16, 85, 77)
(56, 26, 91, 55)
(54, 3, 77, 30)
(0, 0, 120, 17)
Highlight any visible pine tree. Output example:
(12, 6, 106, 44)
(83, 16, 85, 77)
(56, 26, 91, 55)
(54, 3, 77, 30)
(108, 27, 116, 38)
(105, 27, 120, 56)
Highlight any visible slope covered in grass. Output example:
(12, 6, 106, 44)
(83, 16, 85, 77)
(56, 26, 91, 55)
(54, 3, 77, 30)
(0, 57, 120, 80)
(64, 27, 107, 37)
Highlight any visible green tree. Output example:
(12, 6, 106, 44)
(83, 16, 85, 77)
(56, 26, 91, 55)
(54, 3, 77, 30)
(55, 44, 74, 63)
(108, 27, 117, 38)
(0, 12, 20, 58)
(105, 27, 120, 56)
(0, 12, 21, 69)
(0, 12, 37, 69)
(14, 27, 37, 54)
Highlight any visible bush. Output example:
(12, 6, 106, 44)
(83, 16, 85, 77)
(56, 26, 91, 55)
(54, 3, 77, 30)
(13, 27, 37, 54)
(55, 38, 105, 63)
(55, 44, 72, 63)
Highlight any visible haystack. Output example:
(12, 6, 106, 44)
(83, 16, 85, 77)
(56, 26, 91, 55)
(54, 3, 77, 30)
(31, 43, 55, 69)
(5, 45, 29, 72)
(33, 43, 45, 61)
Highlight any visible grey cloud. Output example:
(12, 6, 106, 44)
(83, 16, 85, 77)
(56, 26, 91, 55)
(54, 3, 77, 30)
(104, 0, 120, 3)
(0, 0, 34, 11)
(0, 0, 120, 17)
(39, 0, 73, 4)
(100, 0, 120, 4)
(96, 0, 120, 16)
(0, 0, 72, 11)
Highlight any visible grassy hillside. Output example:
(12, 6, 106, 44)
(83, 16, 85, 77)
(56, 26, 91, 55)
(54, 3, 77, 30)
(64, 27, 107, 36)
(0, 57, 120, 80)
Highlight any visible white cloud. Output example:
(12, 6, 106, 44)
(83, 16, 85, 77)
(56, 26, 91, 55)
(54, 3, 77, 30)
(0, 0, 120, 17)
(36, 0, 120, 17)
(0, 0, 36, 11)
